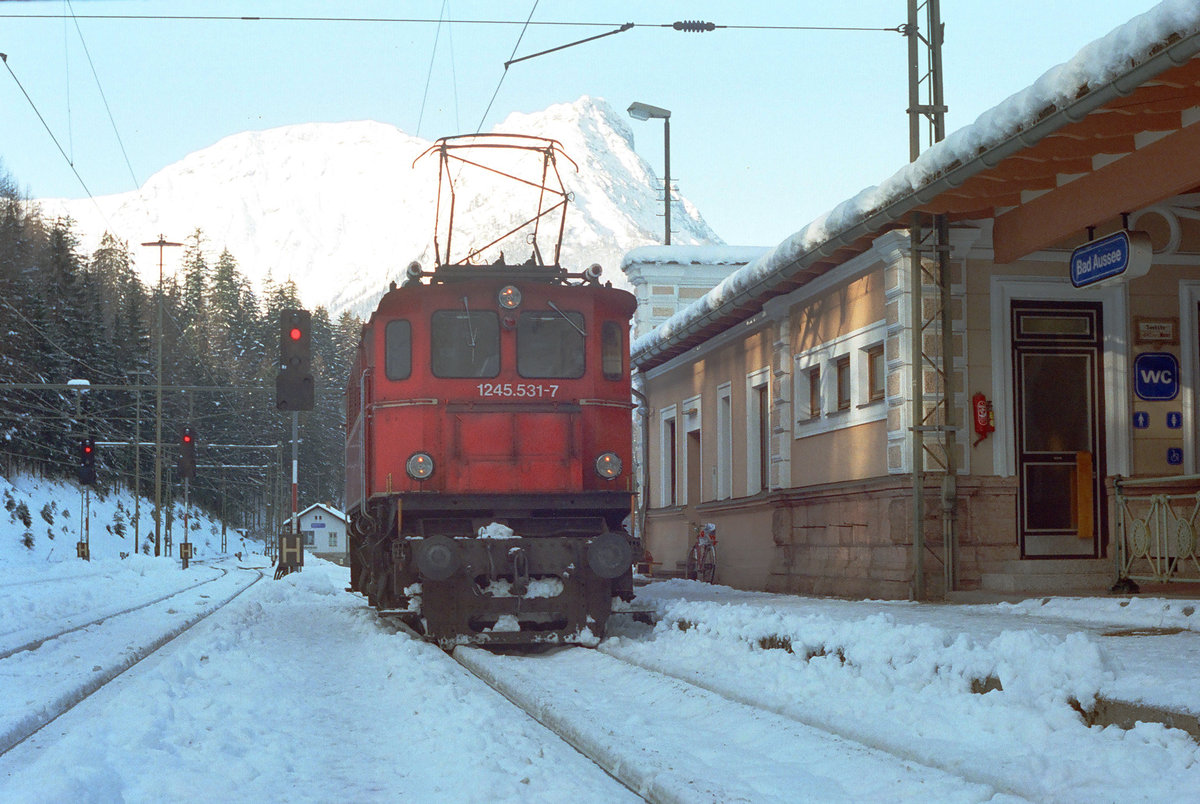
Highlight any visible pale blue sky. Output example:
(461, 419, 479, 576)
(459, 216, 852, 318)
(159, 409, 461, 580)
(0, 0, 1166, 247)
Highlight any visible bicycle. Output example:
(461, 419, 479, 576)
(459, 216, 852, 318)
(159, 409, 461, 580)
(685, 522, 718, 583)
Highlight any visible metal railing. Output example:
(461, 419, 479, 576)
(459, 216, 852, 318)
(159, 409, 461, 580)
(1114, 474, 1200, 586)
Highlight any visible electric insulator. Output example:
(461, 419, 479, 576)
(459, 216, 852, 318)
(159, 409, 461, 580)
(673, 20, 715, 32)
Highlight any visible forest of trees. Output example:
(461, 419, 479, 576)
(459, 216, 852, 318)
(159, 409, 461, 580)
(0, 164, 362, 550)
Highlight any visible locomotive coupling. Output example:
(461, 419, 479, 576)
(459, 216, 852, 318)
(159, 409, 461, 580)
(587, 531, 633, 579)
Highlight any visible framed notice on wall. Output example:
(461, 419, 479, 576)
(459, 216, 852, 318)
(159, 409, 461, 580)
(1134, 317, 1178, 345)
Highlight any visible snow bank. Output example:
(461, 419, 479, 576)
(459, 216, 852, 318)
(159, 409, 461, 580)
(603, 580, 1200, 801)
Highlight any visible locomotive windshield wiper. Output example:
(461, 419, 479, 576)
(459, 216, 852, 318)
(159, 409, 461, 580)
(461, 296, 477, 348)
(548, 301, 586, 337)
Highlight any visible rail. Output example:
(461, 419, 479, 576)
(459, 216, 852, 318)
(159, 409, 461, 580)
(1114, 474, 1200, 587)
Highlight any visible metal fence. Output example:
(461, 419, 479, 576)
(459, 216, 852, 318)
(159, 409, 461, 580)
(1114, 474, 1200, 586)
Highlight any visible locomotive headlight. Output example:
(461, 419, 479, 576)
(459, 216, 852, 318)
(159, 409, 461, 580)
(595, 452, 622, 479)
(498, 285, 522, 309)
(406, 452, 434, 480)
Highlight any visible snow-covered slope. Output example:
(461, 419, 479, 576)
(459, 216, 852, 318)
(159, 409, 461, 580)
(42, 97, 722, 316)
(0, 472, 245, 564)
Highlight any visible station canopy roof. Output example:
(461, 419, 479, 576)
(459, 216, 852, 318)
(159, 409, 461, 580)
(633, 3, 1200, 372)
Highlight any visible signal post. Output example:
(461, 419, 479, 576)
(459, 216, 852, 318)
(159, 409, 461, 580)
(76, 437, 96, 560)
(178, 426, 197, 568)
(275, 309, 314, 578)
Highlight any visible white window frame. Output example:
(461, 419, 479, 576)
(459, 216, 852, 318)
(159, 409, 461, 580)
(716, 383, 733, 499)
(793, 320, 888, 437)
(680, 395, 702, 505)
(658, 405, 678, 507)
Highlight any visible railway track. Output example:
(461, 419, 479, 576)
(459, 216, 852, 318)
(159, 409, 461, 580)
(0, 560, 227, 660)
(448, 640, 1012, 803)
(0, 561, 265, 756)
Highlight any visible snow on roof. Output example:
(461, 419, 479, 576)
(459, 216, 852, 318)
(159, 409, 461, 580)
(621, 245, 770, 270)
(298, 503, 346, 521)
(631, 0, 1200, 364)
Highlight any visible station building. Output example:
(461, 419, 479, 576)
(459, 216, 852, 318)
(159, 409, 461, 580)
(628, 7, 1200, 599)
(297, 503, 348, 564)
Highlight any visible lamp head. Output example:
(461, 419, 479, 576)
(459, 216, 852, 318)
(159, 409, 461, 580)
(627, 102, 671, 121)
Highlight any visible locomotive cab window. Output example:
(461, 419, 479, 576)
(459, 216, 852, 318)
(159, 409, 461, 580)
(601, 321, 623, 380)
(384, 320, 412, 380)
(518, 310, 585, 378)
(431, 310, 500, 378)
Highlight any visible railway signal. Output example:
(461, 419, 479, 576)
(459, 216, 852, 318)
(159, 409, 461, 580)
(275, 308, 314, 411)
(77, 438, 97, 486)
(178, 426, 197, 479)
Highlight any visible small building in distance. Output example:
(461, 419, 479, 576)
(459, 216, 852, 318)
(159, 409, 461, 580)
(297, 503, 347, 564)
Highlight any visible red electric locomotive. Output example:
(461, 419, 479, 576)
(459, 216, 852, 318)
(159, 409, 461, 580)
(344, 135, 638, 648)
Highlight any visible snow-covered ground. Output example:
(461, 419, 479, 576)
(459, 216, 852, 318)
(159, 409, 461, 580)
(2, 472, 1199, 801)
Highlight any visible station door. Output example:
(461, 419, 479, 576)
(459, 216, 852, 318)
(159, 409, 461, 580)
(1011, 301, 1106, 558)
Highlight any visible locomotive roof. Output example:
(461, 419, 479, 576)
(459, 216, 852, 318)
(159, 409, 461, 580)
(364, 265, 635, 330)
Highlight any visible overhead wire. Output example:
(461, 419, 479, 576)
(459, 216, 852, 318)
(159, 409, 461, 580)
(447, 6, 460, 132)
(62, 0, 73, 164)
(0, 54, 117, 239)
(2, 9, 897, 212)
(65, 0, 140, 188)
(0, 12, 900, 33)
(416, 0, 450, 138)
(476, 0, 539, 134)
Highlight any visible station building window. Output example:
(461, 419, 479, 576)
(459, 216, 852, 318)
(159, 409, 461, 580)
(716, 383, 733, 499)
(659, 406, 678, 507)
(835, 355, 852, 411)
(793, 321, 888, 437)
(865, 343, 886, 403)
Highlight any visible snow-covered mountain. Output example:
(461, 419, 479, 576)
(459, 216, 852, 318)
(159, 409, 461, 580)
(42, 97, 722, 316)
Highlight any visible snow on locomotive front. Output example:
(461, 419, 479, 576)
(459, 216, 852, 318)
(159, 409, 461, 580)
(343, 135, 638, 648)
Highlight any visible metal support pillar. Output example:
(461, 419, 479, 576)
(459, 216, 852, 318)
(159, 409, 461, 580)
(905, 0, 954, 599)
(291, 411, 299, 537)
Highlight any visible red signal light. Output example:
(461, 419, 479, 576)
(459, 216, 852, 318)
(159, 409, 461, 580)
(289, 327, 303, 341)
(83, 445, 93, 454)
(183, 434, 192, 444)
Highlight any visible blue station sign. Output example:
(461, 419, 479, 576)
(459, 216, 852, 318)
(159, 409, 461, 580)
(1070, 230, 1151, 288)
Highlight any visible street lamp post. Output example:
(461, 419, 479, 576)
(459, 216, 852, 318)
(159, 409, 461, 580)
(627, 102, 672, 245)
(141, 235, 182, 557)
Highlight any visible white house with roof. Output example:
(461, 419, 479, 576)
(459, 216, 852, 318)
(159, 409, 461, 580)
(298, 503, 347, 564)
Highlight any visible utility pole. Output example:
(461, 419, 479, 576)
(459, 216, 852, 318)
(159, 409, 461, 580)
(131, 369, 151, 556)
(141, 235, 182, 557)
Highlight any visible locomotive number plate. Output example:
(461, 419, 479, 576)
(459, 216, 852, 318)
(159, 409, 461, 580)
(476, 382, 560, 399)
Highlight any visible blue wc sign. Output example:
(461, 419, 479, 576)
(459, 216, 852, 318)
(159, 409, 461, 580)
(1070, 230, 1152, 288)
(1135, 352, 1179, 400)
